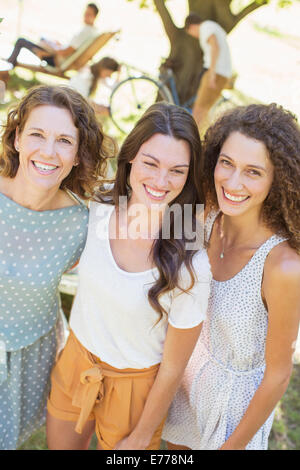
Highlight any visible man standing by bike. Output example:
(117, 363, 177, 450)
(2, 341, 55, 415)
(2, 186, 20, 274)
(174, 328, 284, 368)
(185, 13, 232, 133)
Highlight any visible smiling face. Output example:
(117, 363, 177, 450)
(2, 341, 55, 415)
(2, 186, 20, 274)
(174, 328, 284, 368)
(14, 105, 79, 193)
(128, 133, 191, 209)
(214, 131, 274, 218)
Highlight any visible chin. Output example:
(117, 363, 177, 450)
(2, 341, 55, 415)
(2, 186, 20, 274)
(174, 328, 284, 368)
(31, 178, 61, 192)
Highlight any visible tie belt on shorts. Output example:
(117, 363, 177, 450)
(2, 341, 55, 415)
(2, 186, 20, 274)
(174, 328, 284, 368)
(70, 333, 160, 434)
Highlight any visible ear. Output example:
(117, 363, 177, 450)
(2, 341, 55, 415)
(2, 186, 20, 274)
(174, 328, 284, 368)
(14, 127, 20, 152)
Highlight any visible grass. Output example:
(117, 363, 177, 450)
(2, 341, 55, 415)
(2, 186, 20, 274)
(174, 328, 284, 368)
(269, 365, 300, 450)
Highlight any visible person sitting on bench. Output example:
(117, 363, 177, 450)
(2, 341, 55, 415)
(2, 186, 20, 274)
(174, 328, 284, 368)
(6, 3, 99, 68)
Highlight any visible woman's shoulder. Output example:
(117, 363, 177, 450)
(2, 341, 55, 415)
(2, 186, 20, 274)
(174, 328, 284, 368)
(264, 241, 300, 286)
(177, 249, 212, 290)
(192, 248, 212, 282)
(88, 198, 114, 219)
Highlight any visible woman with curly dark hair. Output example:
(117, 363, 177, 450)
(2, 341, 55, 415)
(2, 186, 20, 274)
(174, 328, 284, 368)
(46, 102, 212, 450)
(0, 85, 113, 449)
(163, 103, 300, 450)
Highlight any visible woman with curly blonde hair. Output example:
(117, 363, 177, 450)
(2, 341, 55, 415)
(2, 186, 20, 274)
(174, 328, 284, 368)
(0, 85, 113, 449)
(163, 103, 300, 450)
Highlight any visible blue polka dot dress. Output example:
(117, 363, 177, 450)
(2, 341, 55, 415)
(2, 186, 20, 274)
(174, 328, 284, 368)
(0, 191, 88, 449)
(162, 211, 288, 450)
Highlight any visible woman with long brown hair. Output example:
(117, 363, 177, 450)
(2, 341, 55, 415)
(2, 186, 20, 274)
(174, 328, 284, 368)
(163, 103, 300, 450)
(69, 57, 120, 116)
(46, 102, 212, 450)
(0, 85, 113, 449)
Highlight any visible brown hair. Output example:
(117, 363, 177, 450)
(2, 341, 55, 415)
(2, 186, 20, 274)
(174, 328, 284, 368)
(203, 103, 300, 252)
(87, 3, 99, 17)
(89, 57, 120, 95)
(97, 102, 204, 320)
(0, 85, 115, 199)
(184, 13, 203, 30)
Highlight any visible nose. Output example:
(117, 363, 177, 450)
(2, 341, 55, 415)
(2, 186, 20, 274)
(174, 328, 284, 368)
(155, 169, 169, 189)
(40, 138, 56, 159)
(226, 169, 244, 191)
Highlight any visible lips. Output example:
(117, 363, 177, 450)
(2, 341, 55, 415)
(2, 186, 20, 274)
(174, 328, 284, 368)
(144, 184, 169, 200)
(222, 187, 250, 203)
(31, 160, 59, 175)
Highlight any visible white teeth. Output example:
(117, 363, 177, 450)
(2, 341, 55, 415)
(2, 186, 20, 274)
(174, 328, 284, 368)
(33, 161, 58, 171)
(224, 190, 248, 202)
(145, 186, 166, 198)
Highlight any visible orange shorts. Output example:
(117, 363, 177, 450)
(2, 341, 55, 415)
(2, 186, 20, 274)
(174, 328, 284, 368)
(47, 330, 164, 450)
(194, 70, 228, 110)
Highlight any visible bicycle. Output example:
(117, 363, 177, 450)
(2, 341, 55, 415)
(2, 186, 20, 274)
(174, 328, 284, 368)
(109, 64, 241, 134)
(109, 63, 173, 135)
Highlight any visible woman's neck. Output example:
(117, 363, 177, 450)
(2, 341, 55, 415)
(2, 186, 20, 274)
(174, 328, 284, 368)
(221, 209, 273, 247)
(0, 175, 61, 211)
(125, 200, 166, 240)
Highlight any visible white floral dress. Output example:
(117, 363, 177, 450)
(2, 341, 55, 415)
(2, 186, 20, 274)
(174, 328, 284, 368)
(162, 212, 287, 450)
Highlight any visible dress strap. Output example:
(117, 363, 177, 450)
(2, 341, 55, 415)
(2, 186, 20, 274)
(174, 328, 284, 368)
(65, 189, 87, 207)
(253, 234, 288, 265)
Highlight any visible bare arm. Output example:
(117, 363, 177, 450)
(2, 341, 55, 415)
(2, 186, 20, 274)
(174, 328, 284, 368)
(55, 46, 76, 58)
(220, 245, 300, 450)
(206, 34, 219, 88)
(114, 322, 203, 449)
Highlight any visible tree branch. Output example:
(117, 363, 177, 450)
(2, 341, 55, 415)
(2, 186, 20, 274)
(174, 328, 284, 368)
(234, 0, 268, 24)
(153, 0, 180, 41)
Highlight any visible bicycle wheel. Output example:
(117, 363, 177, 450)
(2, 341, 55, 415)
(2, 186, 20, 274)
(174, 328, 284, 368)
(109, 76, 173, 134)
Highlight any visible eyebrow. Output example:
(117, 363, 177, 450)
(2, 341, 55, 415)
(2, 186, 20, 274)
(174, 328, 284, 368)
(142, 152, 189, 168)
(219, 153, 267, 172)
(28, 127, 77, 140)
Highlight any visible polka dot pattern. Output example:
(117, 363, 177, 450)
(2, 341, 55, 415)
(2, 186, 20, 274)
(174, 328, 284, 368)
(0, 328, 56, 450)
(162, 211, 287, 450)
(0, 192, 88, 449)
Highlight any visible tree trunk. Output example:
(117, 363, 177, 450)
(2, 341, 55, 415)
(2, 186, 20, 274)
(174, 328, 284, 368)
(154, 0, 265, 105)
(154, 0, 203, 105)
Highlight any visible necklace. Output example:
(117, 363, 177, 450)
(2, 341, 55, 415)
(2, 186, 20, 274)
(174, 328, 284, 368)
(219, 215, 265, 260)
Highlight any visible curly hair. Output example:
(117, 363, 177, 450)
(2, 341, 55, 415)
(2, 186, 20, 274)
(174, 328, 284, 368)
(202, 103, 300, 253)
(97, 102, 205, 321)
(0, 85, 115, 199)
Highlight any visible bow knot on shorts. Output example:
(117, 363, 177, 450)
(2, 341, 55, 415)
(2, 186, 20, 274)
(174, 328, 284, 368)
(47, 331, 165, 449)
